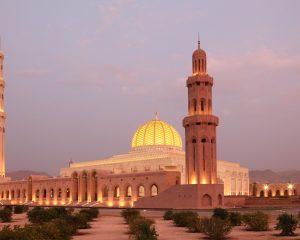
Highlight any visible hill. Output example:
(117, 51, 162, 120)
(250, 169, 300, 183)
(6, 170, 51, 180)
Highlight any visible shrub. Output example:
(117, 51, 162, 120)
(121, 209, 140, 224)
(79, 208, 99, 221)
(163, 210, 173, 220)
(0, 208, 12, 222)
(14, 205, 29, 214)
(27, 207, 70, 224)
(187, 217, 204, 233)
(275, 213, 298, 236)
(213, 208, 229, 220)
(173, 211, 198, 227)
(229, 212, 242, 226)
(242, 211, 269, 231)
(202, 217, 232, 240)
(3, 205, 13, 211)
(129, 217, 158, 240)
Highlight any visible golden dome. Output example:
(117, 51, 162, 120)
(131, 114, 182, 149)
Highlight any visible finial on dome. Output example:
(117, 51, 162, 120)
(198, 33, 200, 49)
(155, 112, 158, 120)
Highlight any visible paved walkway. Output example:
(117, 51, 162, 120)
(72, 215, 129, 240)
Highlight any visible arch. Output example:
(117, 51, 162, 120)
(294, 189, 297, 196)
(126, 186, 132, 197)
(260, 190, 264, 197)
(114, 186, 120, 198)
(50, 188, 54, 199)
(22, 189, 26, 199)
(200, 98, 205, 112)
(11, 190, 15, 199)
(81, 171, 88, 201)
(268, 189, 272, 197)
(58, 188, 62, 198)
(92, 170, 98, 201)
(36, 189, 40, 199)
(275, 190, 281, 197)
(284, 189, 289, 196)
(201, 194, 212, 207)
(66, 188, 70, 199)
(43, 189, 47, 199)
(151, 184, 158, 197)
(138, 185, 145, 197)
(193, 99, 197, 112)
(218, 194, 222, 206)
(6, 191, 9, 199)
(71, 171, 79, 201)
(102, 186, 109, 198)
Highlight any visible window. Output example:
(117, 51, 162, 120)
(192, 139, 197, 171)
(126, 186, 132, 197)
(201, 99, 205, 112)
(11, 190, 15, 199)
(36, 190, 40, 199)
(23, 189, 26, 198)
(151, 185, 158, 196)
(193, 99, 197, 112)
(114, 186, 120, 198)
(138, 186, 145, 197)
(58, 188, 62, 198)
(50, 189, 54, 199)
(202, 138, 206, 171)
(66, 188, 70, 198)
(43, 189, 47, 199)
(17, 189, 20, 198)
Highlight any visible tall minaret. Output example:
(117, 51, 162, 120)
(0, 49, 5, 177)
(183, 40, 219, 185)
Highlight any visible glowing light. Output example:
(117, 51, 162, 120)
(107, 201, 113, 207)
(191, 177, 197, 184)
(131, 116, 182, 149)
(264, 184, 269, 190)
(119, 201, 125, 207)
(288, 184, 293, 189)
(201, 178, 207, 184)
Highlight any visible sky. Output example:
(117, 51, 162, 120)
(0, 0, 299, 175)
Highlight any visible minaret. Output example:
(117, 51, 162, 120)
(183, 41, 219, 185)
(0, 49, 5, 177)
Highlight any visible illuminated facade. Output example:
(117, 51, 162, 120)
(0, 43, 250, 208)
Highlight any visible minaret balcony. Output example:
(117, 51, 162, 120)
(187, 74, 213, 87)
(183, 115, 219, 127)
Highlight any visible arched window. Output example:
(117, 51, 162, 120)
(202, 194, 212, 207)
(193, 99, 197, 112)
(275, 190, 281, 197)
(114, 186, 120, 198)
(260, 190, 264, 197)
(284, 190, 288, 196)
(43, 189, 47, 199)
(36, 189, 40, 199)
(17, 189, 20, 198)
(151, 185, 158, 196)
(268, 190, 272, 197)
(6, 191, 9, 199)
(126, 186, 132, 197)
(192, 139, 197, 171)
(66, 188, 70, 198)
(11, 190, 15, 199)
(58, 188, 62, 198)
(201, 99, 205, 112)
(138, 185, 145, 197)
(202, 138, 206, 171)
(102, 186, 109, 198)
(22, 189, 26, 198)
(50, 189, 54, 199)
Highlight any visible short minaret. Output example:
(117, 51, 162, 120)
(0, 49, 5, 177)
(183, 41, 219, 185)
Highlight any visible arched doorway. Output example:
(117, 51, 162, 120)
(268, 190, 272, 197)
(275, 190, 281, 197)
(218, 194, 222, 206)
(260, 190, 264, 197)
(202, 194, 212, 207)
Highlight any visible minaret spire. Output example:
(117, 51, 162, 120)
(198, 33, 200, 49)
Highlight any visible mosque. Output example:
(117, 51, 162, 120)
(0, 42, 250, 209)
